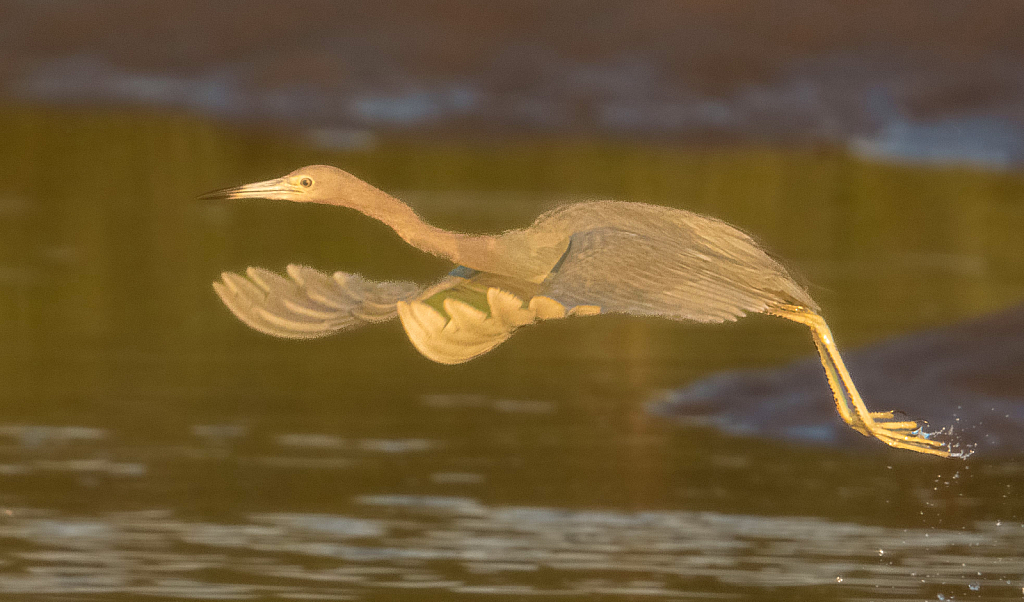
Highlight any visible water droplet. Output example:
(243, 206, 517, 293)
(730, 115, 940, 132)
(878, 549, 884, 556)
(969, 582, 980, 591)
(836, 576, 843, 583)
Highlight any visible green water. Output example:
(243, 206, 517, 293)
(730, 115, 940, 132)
(0, 105, 1023, 600)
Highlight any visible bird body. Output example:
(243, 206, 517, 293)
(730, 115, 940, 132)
(201, 165, 956, 458)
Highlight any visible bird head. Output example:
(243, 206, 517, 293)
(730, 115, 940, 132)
(198, 165, 374, 207)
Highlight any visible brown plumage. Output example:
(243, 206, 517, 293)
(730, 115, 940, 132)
(201, 164, 955, 458)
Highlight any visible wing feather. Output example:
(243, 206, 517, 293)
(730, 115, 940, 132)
(544, 227, 816, 323)
(214, 265, 423, 339)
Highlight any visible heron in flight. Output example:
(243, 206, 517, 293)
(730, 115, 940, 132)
(201, 165, 953, 458)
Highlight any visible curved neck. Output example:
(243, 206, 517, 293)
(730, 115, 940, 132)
(320, 182, 494, 268)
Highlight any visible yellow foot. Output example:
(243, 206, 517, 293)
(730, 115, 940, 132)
(865, 416, 952, 457)
(767, 303, 960, 458)
(866, 411, 919, 432)
(847, 411, 919, 436)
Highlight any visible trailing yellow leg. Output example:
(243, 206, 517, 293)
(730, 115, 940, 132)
(767, 304, 952, 458)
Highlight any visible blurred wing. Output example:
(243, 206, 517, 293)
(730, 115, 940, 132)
(213, 264, 422, 339)
(544, 227, 816, 323)
(396, 273, 571, 365)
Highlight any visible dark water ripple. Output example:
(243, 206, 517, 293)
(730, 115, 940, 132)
(0, 498, 1021, 599)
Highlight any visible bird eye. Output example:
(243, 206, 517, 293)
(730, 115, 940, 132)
(299, 177, 313, 188)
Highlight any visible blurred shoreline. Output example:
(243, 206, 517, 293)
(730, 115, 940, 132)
(2, 1, 1024, 168)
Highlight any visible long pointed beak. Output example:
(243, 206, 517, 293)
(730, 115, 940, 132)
(198, 177, 300, 201)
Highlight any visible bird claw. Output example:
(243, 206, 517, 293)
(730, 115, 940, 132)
(859, 413, 954, 457)
(770, 305, 962, 458)
(867, 411, 919, 432)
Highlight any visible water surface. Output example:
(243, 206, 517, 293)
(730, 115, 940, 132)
(1, 106, 1023, 600)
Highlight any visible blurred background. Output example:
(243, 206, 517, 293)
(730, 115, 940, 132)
(1, 1, 1024, 599)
